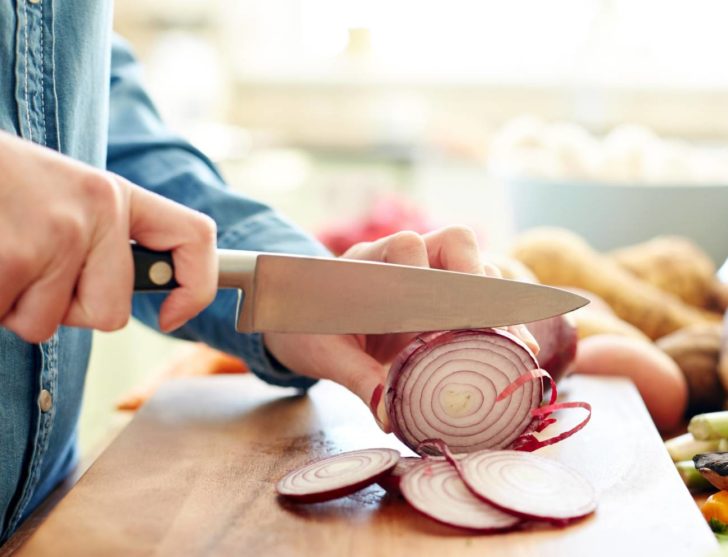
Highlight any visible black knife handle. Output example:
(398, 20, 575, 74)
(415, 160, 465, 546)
(132, 244, 179, 291)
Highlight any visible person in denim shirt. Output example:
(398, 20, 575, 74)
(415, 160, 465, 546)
(0, 2, 537, 542)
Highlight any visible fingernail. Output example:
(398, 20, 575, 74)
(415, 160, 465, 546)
(159, 315, 184, 333)
(369, 384, 391, 433)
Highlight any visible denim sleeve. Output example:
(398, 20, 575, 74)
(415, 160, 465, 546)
(106, 36, 329, 390)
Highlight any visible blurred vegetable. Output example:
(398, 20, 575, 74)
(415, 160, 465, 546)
(510, 228, 721, 340)
(694, 453, 728, 491)
(676, 460, 714, 491)
(610, 236, 728, 312)
(702, 491, 728, 527)
(490, 117, 728, 185)
(116, 343, 248, 412)
(720, 310, 728, 392)
(317, 195, 435, 256)
(657, 324, 724, 415)
(572, 307, 651, 342)
(690, 412, 728, 441)
(572, 334, 687, 433)
(665, 433, 722, 462)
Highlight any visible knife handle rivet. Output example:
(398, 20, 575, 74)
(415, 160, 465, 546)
(149, 261, 174, 286)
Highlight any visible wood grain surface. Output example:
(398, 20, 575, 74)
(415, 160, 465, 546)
(14, 375, 718, 557)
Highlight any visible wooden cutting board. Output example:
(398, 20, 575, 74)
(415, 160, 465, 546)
(14, 375, 717, 557)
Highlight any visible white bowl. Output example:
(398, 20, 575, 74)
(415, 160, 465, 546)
(505, 178, 728, 264)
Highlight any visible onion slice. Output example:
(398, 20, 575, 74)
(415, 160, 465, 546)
(386, 329, 542, 454)
(400, 459, 521, 532)
(276, 448, 400, 503)
(377, 456, 423, 493)
(457, 450, 597, 524)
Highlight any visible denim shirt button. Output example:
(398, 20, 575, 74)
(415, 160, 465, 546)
(38, 389, 53, 413)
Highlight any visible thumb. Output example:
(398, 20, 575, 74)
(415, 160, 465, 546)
(332, 346, 391, 433)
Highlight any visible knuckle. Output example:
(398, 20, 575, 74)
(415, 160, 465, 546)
(94, 311, 130, 332)
(3, 251, 34, 282)
(193, 213, 217, 243)
(93, 299, 131, 331)
(12, 319, 56, 344)
(387, 230, 425, 254)
(49, 212, 85, 248)
(442, 225, 479, 247)
(80, 172, 123, 215)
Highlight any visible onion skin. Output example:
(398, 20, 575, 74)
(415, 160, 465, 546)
(526, 315, 578, 383)
(385, 329, 543, 455)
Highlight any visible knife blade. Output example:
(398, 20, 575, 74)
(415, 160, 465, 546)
(132, 244, 588, 334)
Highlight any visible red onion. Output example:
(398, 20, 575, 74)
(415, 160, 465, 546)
(526, 315, 578, 382)
(400, 459, 521, 531)
(386, 329, 542, 454)
(456, 450, 596, 524)
(385, 329, 590, 455)
(276, 448, 399, 503)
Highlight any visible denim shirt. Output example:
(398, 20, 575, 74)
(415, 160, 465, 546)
(0, 1, 326, 541)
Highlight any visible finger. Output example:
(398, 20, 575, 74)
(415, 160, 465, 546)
(3, 254, 83, 342)
(0, 251, 40, 321)
(334, 345, 390, 432)
(482, 259, 503, 278)
(344, 231, 429, 268)
(422, 226, 484, 274)
(127, 182, 217, 332)
(507, 324, 539, 355)
(64, 176, 134, 331)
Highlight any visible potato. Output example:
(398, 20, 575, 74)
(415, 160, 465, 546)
(572, 307, 651, 342)
(657, 323, 724, 415)
(572, 335, 688, 433)
(510, 228, 720, 339)
(559, 286, 614, 315)
(611, 236, 727, 312)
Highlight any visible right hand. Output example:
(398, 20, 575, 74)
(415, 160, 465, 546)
(0, 132, 218, 343)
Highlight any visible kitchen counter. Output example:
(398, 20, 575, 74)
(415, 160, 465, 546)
(6, 374, 718, 556)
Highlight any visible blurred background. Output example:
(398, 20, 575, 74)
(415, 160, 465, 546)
(82, 0, 728, 455)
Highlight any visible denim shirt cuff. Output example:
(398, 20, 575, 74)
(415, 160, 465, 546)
(245, 332, 318, 391)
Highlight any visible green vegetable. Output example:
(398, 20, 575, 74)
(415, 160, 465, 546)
(689, 411, 728, 441)
(665, 432, 721, 462)
(676, 460, 713, 491)
(710, 517, 728, 534)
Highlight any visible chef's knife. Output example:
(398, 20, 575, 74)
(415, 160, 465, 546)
(132, 244, 588, 334)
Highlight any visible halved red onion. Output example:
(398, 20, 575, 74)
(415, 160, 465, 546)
(457, 450, 596, 523)
(400, 459, 521, 531)
(276, 448, 400, 503)
(386, 329, 542, 454)
(526, 314, 578, 383)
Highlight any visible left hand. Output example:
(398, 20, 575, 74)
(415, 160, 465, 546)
(263, 226, 539, 432)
